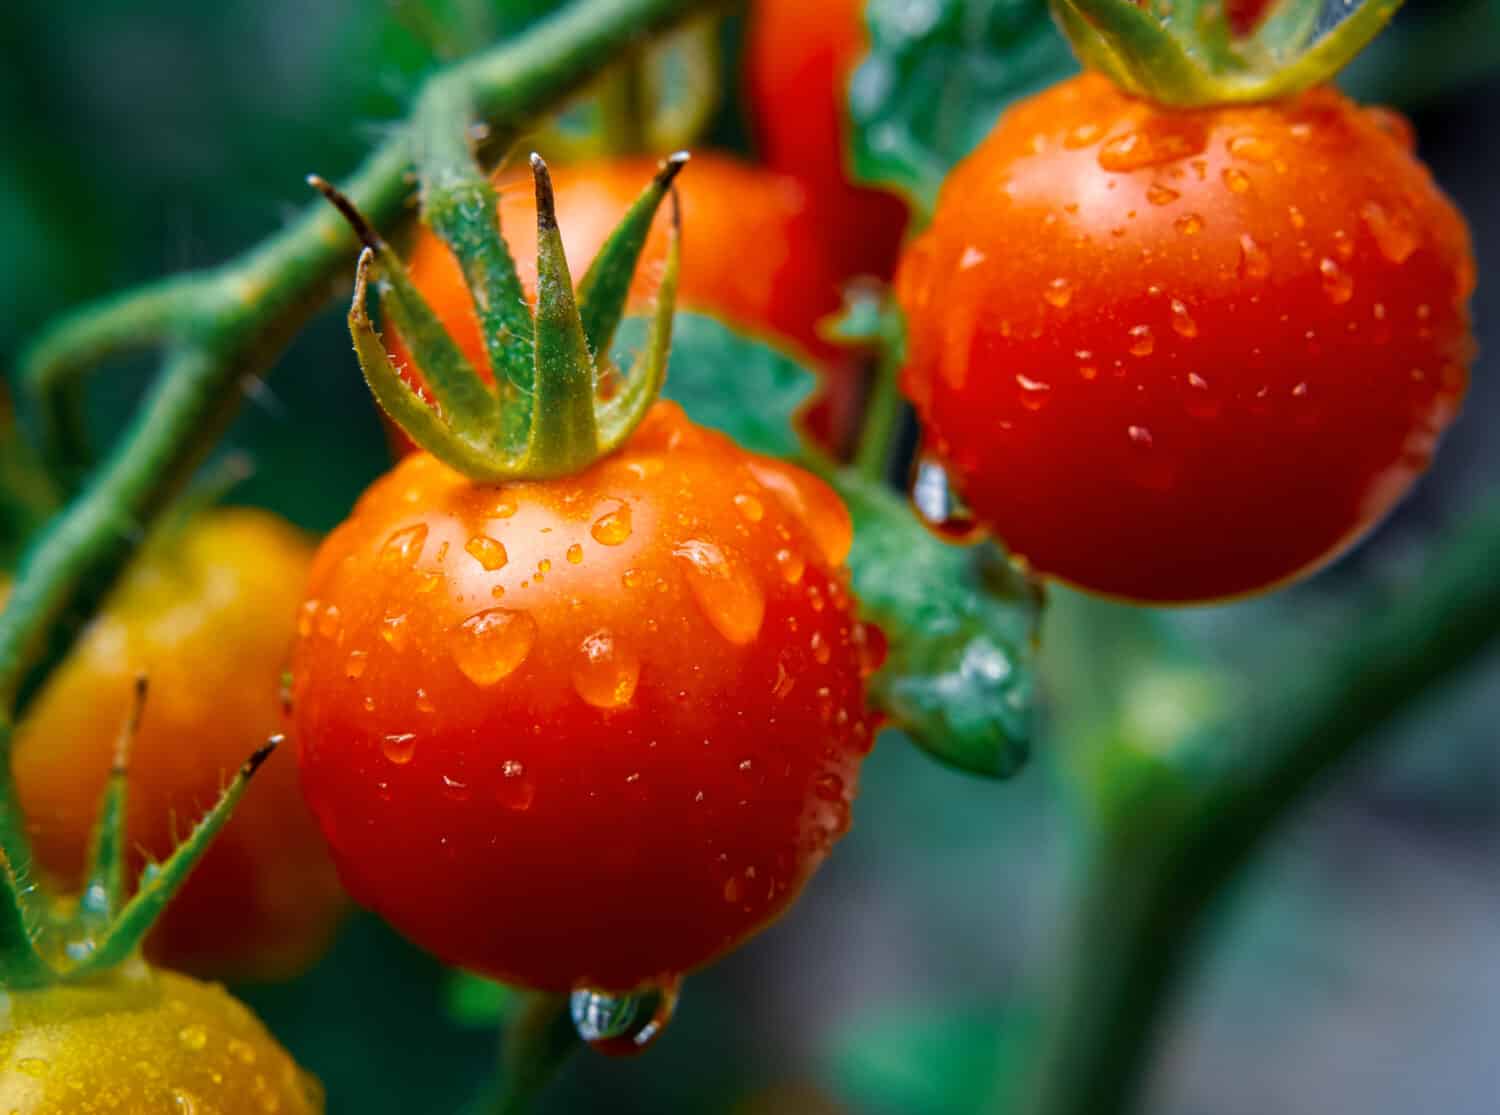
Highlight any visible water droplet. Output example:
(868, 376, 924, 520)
(566, 543, 584, 565)
(490, 493, 518, 518)
(810, 632, 832, 665)
(465, 535, 508, 571)
(537, 558, 552, 574)
(1185, 373, 1222, 419)
(745, 461, 853, 565)
(813, 771, 845, 802)
(733, 492, 765, 523)
(1098, 127, 1201, 172)
(1169, 299, 1198, 338)
(775, 548, 806, 584)
(380, 613, 409, 651)
(621, 568, 643, 590)
(958, 245, 987, 270)
(297, 599, 317, 637)
(1063, 121, 1102, 148)
(1360, 200, 1419, 264)
(381, 733, 416, 765)
(1174, 212, 1204, 236)
(1222, 167, 1251, 194)
(228, 1039, 257, 1066)
(416, 571, 442, 593)
(909, 453, 986, 544)
(1227, 134, 1273, 163)
(452, 608, 537, 686)
(316, 605, 341, 640)
(415, 687, 435, 713)
(674, 540, 765, 646)
(570, 980, 681, 1057)
(378, 524, 428, 572)
(1146, 183, 1180, 206)
(1016, 373, 1051, 410)
(1288, 205, 1307, 230)
(1128, 425, 1153, 447)
(441, 774, 471, 801)
(591, 503, 633, 546)
(1238, 233, 1271, 279)
(178, 1024, 208, 1052)
(772, 658, 796, 699)
(1128, 325, 1155, 357)
(344, 650, 368, 679)
(1043, 277, 1073, 308)
(498, 760, 534, 811)
(572, 630, 641, 709)
(1319, 257, 1354, 304)
(173, 1089, 201, 1115)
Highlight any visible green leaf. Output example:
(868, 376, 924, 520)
(648, 312, 816, 458)
(827, 1004, 1038, 1115)
(835, 472, 1041, 779)
(444, 970, 519, 1029)
(848, 0, 1078, 216)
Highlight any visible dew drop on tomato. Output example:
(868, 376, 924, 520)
(572, 630, 641, 710)
(451, 608, 537, 686)
(909, 453, 987, 545)
(590, 503, 633, 546)
(465, 535, 509, 572)
(569, 978, 681, 1057)
(497, 760, 534, 811)
(674, 540, 766, 646)
(381, 733, 416, 765)
(379, 524, 427, 572)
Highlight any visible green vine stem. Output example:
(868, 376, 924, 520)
(0, 0, 718, 820)
(1020, 500, 1500, 1115)
(486, 993, 579, 1115)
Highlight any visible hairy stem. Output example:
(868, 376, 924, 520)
(1021, 500, 1500, 1115)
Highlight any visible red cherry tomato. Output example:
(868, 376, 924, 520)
(12, 510, 346, 980)
(898, 74, 1475, 603)
(292, 402, 878, 992)
(745, 0, 909, 282)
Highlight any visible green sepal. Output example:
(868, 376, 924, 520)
(62, 736, 281, 980)
(524, 154, 602, 478)
(414, 80, 535, 423)
(78, 675, 148, 928)
(596, 184, 681, 453)
(835, 472, 1042, 779)
(0, 845, 50, 987)
(349, 249, 520, 480)
(577, 152, 687, 363)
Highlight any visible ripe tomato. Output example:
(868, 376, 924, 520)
(898, 74, 1475, 602)
(745, 0, 909, 281)
(13, 510, 346, 980)
(292, 402, 877, 992)
(392, 151, 851, 377)
(0, 966, 322, 1112)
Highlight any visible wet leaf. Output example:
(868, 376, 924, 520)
(849, 0, 1077, 216)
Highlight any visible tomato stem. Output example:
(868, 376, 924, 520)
(486, 992, 579, 1115)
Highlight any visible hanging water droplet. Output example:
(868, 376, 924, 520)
(569, 980, 681, 1057)
(451, 608, 537, 686)
(1016, 373, 1051, 410)
(674, 540, 765, 645)
(909, 453, 986, 544)
(591, 503, 633, 546)
(572, 630, 641, 709)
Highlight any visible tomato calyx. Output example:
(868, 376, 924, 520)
(0, 676, 277, 988)
(313, 108, 687, 482)
(1053, 0, 1403, 106)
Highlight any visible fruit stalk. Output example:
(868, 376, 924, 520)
(1019, 502, 1500, 1115)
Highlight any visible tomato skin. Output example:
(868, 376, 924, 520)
(745, 0, 909, 282)
(292, 402, 875, 992)
(898, 75, 1475, 603)
(0, 965, 322, 1113)
(12, 510, 345, 980)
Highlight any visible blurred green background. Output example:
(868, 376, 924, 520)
(2, 1, 1498, 1113)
